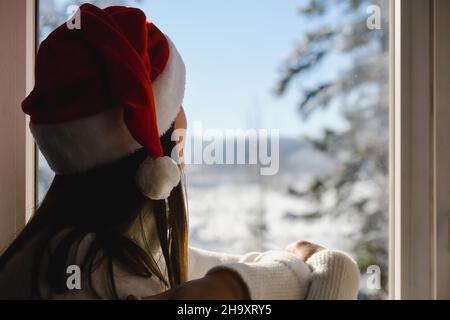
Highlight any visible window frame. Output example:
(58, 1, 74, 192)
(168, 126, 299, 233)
(389, 0, 434, 300)
(390, 0, 450, 299)
(433, 0, 450, 300)
(0, 0, 36, 250)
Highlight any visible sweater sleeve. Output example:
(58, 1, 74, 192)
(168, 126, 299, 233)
(188, 246, 311, 300)
(305, 250, 360, 300)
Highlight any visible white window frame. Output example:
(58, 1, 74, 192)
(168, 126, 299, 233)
(0, 0, 36, 251)
(1, 0, 450, 299)
(390, 0, 450, 299)
(389, 0, 434, 300)
(432, 0, 450, 300)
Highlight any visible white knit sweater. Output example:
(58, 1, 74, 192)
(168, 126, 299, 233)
(189, 247, 360, 300)
(0, 235, 360, 300)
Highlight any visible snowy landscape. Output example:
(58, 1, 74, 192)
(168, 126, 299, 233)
(183, 136, 354, 253)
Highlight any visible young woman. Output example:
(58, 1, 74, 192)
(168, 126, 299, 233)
(0, 4, 359, 300)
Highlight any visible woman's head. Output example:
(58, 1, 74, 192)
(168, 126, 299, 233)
(24, 4, 187, 201)
(2, 4, 190, 298)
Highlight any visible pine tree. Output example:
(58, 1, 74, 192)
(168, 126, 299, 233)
(275, 0, 389, 299)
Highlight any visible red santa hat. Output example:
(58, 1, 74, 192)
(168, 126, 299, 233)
(22, 4, 185, 200)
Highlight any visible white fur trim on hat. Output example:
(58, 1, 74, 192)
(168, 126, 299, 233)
(153, 36, 186, 136)
(135, 156, 181, 200)
(31, 108, 141, 174)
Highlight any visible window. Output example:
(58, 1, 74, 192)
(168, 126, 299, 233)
(37, 0, 390, 299)
(0, 0, 35, 253)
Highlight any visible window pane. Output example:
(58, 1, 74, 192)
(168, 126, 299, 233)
(38, 0, 390, 299)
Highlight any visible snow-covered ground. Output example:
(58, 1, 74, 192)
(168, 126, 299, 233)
(186, 182, 358, 254)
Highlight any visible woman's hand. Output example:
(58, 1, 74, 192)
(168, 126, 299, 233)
(128, 269, 250, 300)
(286, 240, 325, 262)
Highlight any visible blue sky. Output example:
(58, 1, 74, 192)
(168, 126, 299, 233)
(48, 0, 348, 137)
(139, 0, 346, 137)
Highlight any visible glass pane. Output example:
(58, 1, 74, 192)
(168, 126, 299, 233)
(37, 0, 390, 299)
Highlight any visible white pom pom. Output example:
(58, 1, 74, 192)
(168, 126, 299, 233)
(136, 156, 181, 200)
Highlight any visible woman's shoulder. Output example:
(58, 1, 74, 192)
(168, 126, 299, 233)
(0, 230, 165, 300)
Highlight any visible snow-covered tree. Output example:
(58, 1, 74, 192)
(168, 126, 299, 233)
(275, 0, 389, 299)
